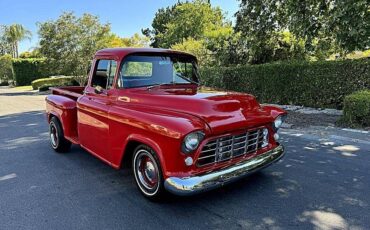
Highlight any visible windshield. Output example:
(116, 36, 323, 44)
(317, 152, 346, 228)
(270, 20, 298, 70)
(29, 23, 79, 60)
(117, 55, 200, 88)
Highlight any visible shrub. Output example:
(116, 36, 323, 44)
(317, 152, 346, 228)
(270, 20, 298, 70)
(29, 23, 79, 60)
(200, 59, 370, 109)
(0, 55, 13, 83)
(31, 76, 78, 90)
(12, 58, 52, 86)
(342, 90, 370, 126)
(0, 81, 9, 86)
(38, 84, 54, 92)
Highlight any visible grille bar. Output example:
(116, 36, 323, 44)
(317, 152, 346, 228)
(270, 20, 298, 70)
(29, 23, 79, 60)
(201, 148, 217, 153)
(197, 128, 268, 167)
(198, 154, 216, 160)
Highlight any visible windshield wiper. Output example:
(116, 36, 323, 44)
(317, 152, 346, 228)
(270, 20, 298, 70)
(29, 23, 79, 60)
(175, 73, 200, 86)
(146, 82, 175, 90)
(146, 75, 199, 90)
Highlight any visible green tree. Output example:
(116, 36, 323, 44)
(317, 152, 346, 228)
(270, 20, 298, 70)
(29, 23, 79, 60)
(161, 0, 231, 48)
(145, 0, 232, 66)
(146, 0, 232, 48)
(0, 54, 14, 84)
(235, 0, 304, 64)
(142, 2, 182, 48)
(326, 0, 369, 56)
(235, 0, 369, 62)
(19, 48, 43, 58)
(38, 12, 111, 85)
(0, 25, 12, 55)
(121, 33, 150, 47)
(99, 33, 125, 48)
(171, 38, 210, 65)
(3, 24, 32, 58)
(286, 0, 369, 56)
(100, 32, 149, 48)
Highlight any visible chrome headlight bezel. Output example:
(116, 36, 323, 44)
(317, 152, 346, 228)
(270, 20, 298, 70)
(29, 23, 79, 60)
(273, 115, 286, 131)
(182, 131, 205, 154)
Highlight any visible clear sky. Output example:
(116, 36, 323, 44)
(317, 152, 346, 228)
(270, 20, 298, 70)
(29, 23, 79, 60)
(0, 0, 239, 53)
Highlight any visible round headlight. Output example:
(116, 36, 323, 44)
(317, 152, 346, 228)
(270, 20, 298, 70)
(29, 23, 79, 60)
(182, 131, 204, 154)
(273, 115, 286, 131)
(274, 116, 283, 129)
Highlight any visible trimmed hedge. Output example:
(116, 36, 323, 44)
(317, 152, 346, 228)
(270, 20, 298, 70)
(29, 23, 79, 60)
(0, 54, 13, 84)
(31, 76, 78, 90)
(12, 58, 51, 86)
(0, 81, 9, 86)
(342, 90, 370, 126)
(200, 59, 370, 109)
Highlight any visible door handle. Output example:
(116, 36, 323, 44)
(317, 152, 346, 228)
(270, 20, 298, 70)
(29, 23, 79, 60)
(118, 96, 130, 102)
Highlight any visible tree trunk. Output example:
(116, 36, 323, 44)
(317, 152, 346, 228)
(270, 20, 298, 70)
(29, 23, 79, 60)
(15, 41, 18, 58)
(12, 43, 16, 58)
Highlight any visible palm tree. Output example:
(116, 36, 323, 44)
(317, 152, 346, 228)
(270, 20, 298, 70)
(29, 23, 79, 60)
(0, 25, 11, 55)
(4, 24, 32, 58)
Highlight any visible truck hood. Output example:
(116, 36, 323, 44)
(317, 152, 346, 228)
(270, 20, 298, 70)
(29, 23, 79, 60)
(125, 86, 274, 134)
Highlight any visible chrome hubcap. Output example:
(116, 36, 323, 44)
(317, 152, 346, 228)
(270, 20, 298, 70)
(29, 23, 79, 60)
(135, 150, 159, 192)
(50, 123, 58, 147)
(144, 161, 156, 183)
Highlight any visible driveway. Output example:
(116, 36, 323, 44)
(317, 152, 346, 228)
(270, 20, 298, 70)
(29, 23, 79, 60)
(0, 87, 369, 230)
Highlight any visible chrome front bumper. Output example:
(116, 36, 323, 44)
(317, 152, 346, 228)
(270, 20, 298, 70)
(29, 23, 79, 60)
(164, 145, 284, 196)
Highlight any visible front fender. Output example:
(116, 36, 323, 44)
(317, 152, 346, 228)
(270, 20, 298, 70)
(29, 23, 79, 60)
(108, 105, 209, 178)
(120, 134, 165, 171)
(261, 105, 287, 119)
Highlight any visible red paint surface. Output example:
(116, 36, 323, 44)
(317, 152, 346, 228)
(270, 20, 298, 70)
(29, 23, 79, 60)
(45, 48, 287, 179)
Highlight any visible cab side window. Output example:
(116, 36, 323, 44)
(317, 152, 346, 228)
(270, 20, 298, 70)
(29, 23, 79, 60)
(91, 59, 117, 89)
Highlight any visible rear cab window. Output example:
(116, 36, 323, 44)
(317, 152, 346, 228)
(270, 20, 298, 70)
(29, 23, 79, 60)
(91, 59, 117, 90)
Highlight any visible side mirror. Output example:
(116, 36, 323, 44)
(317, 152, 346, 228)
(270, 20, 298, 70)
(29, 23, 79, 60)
(94, 85, 104, 94)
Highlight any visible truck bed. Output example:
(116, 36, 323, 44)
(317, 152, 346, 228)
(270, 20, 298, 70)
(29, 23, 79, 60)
(46, 86, 85, 144)
(50, 86, 85, 101)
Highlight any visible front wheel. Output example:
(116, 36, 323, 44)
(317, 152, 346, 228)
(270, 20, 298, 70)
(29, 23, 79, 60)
(49, 117, 71, 153)
(132, 145, 165, 200)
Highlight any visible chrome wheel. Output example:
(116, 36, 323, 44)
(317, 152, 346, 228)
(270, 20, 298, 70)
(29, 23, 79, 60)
(50, 122, 58, 148)
(49, 117, 71, 153)
(133, 149, 160, 196)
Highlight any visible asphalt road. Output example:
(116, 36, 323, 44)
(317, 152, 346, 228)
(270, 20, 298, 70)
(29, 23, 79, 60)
(1, 87, 369, 230)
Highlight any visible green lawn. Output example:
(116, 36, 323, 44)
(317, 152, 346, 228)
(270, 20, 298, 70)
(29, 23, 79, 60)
(13, 85, 33, 91)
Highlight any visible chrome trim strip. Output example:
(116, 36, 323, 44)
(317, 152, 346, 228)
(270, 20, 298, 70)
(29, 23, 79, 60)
(201, 148, 217, 153)
(165, 145, 284, 196)
(234, 136, 247, 140)
(198, 154, 216, 160)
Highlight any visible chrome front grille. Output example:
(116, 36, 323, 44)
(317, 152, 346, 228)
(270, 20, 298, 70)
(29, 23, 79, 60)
(197, 128, 268, 167)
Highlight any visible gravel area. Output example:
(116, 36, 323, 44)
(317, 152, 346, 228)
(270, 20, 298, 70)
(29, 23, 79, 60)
(285, 111, 340, 128)
(276, 105, 370, 131)
(264, 103, 343, 129)
(278, 104, 343, 116)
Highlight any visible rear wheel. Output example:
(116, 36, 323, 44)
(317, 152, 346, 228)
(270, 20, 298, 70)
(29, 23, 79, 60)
(132, 145, 165, 200)
(49, 117, 71, 153)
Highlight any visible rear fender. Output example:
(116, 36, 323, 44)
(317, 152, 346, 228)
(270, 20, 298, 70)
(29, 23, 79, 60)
(45, 95, 78, 140)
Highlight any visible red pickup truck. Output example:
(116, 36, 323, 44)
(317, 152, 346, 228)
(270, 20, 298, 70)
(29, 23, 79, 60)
(45, 48, 287, 199)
